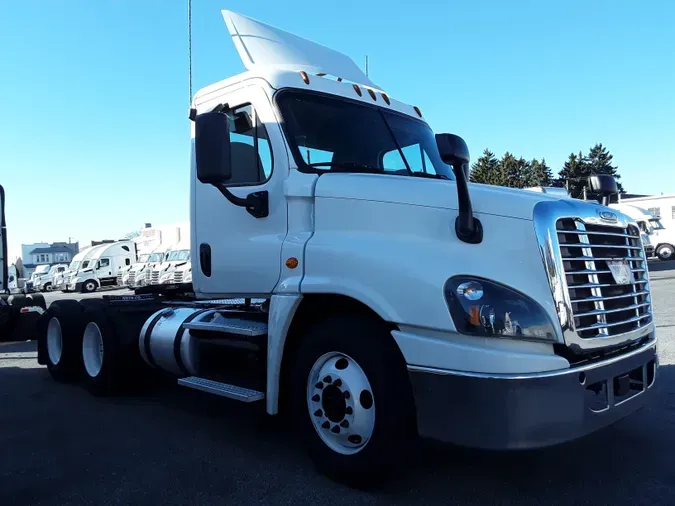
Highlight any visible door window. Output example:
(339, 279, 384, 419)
(226, 104, 273, 186)
(98, 258, 110, 269)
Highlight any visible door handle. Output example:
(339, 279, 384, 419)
(200, 243, 212, 277)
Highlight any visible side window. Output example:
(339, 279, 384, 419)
(382, 144, 432, 174)
(227, 104, 273, 185)
(125, 258, 131, 266)
(99, 258, 110, 269)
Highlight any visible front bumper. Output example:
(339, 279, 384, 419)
(409, 336, 657, 450)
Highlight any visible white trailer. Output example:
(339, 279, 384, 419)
(66, 241, 136, 293)
(35, 11, 658, 486)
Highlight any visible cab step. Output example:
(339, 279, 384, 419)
(183, 317, 268, 337)
(177, 376, 264, 402)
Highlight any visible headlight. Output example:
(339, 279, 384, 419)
(184, 270, 192, 283)
(444, 276, 557, 342)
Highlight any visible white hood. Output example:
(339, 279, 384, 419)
(313, 173, 570, 221)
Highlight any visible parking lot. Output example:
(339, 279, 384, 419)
(2, 261, 674, 505)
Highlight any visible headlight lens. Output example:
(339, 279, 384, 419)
(444, 276, 557, 342)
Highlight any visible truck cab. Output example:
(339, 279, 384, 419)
(155, 242, 191, 285)
(35, 264, 69, 292)
(68, 241, 136, 293)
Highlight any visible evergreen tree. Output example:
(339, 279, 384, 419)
(557, 151, 590, 198)
(586, 143, 624, 193)
(498, 152, 528, 188)
(523, 158, 552, 187)
(470, 149, 500, 185)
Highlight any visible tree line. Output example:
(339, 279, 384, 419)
(469, 143, 623, 199)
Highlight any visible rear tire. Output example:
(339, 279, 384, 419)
(656, 244, 674, 261)
(41, 300, 87, 382)
(289, 314, 416, 488)
(81, 305, 123, 396)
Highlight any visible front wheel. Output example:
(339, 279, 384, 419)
(289, 315, 416, 488)
(656, 244, 674, 261)
(81, 280, 98, 293)
(43, 283, 53, 292)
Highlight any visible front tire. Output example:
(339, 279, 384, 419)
(289, 314, 416, 488)
(43, 283, 53, 292)
(81, 280, 98, 293)
(656, 244, 674, 261)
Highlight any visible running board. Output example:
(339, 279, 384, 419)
(183, 317, 268, 337)
(177, 376, 264, 402)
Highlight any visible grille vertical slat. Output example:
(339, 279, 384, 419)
(557, 219, 652, 340)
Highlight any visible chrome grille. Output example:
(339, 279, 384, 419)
(151, 269, 161, 285)
(557, 219, 652, 339)
(174, 271, 184, 283)
(116, 273, 124, 286)
(128, 272, 136, 285)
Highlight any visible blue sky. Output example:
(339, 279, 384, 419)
(1, 0, 674, 261)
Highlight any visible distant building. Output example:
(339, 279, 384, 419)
(21, 241, 79, 278)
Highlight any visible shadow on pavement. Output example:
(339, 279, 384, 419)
(1, 341, 673, 506)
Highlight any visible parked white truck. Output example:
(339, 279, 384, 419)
(610, 203, 675, 261)
(153, 242, 191, 285)
(66, 241, 136, 293)
(36, 11, 658, 486)
(34, 264, 69, 292)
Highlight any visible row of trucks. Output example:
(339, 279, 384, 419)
(0, 11, 661, 487)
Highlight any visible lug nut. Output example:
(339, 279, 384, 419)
(314, 409, 323, 417)
(323, 375, 332, 384)
(340, 420, 349, 428)
(345, 406, 353, 415)
(331, 425, 341, 434)
(343, 391, 350, 399)
(321, 421, 330, 429)
(311, 394, 320, 402)
(315, 381, 324, 389)
(333, 379, 342, 388)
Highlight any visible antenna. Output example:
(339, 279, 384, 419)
(187, 0, 192, 107)
(365, 55, 369, 77)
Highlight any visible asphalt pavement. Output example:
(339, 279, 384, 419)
(1, 262, 674, 505)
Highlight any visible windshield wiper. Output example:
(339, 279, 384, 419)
(307, 162, 385, 174)
(409, 172, 452, 180)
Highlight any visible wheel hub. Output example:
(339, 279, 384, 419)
(46, 317, 63, 365)
(307, 352, 375, 455)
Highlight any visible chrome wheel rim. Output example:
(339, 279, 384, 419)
(661, 247, 673, 259)
(82, 322, 104, 377)
(307, 352, 375, 455)
(47, 317, 63, 365)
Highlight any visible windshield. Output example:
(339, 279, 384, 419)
(277, 91, 455, 179)
(649, 219, 664, 230)
(35, 265, 50, 275)
(149, 253, 163, 262)
(167, 250, 190, 261)
(138, 254, 150, 263)
(69, 261, 80, 271)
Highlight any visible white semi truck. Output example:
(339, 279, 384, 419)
(34, 263, 69, 292)
(66, 240, 136, 293)
(35, 11, 658, 485)
(610, 203, 675, 261)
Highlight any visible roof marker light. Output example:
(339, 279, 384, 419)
(382, 93, 390, 105)
(300, 71, 310, 84)
(353, 84, 362, 96)
(414, 106, 422, 117)
(367, 89, 377, 101)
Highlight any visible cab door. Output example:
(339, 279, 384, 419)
(192, 84, 288, 297)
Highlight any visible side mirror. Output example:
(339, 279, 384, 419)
(588, 174, 617, 196)
(195, 112, 232, 185)
(435, 133, 470, 180)
(95, 262, 100, 269)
